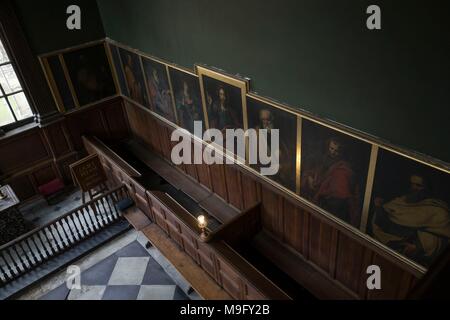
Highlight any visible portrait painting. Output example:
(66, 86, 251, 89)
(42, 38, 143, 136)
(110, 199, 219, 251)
(197, 66, 247, 137)
(142, 57, 176, 123)
(168, 66, 205, 137)
(118, 47, 148, 107)
(63, 44, 116, 106)
(247, 95, 298, 192)
(368, 149, 450, 268)
(300, 119, 372, 228)
(45, 55, 76, 111)
(108, 44, 129, 97)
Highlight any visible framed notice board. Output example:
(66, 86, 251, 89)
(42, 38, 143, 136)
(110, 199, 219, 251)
(70, 154, 107, 193)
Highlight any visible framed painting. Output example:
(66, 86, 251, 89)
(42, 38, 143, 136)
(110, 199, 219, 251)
(197, 66, 248, 133)
(41, 55, 76, 112)
(168, 65, 206, 137)
(246, 94, 299, 193)
(118, 47, 148, 107)
(107, 43, 129, 97)
(63, 44, 117, 106)
(142, 56, 177, 123)
(300, 118, 372, 228)
(367, 148, 450, 268)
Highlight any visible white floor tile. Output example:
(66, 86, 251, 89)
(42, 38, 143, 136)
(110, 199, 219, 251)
(68, 285, 106, 300)
(108, 257, 149, 285)
(137, 285, 176, 300)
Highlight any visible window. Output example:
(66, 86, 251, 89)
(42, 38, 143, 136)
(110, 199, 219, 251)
(0, 38, 33, 128)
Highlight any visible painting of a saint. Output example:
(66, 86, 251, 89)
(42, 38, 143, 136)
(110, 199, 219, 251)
(108, 44, 129, 97)
(198, 66, 247, 135)
(118, 48, 148, 107)
(63, 44, 116, 106)
(204, 79, 243, 132)
(46, 55, 76, 111)
(168, 66, 205, 136)
(368, 149, 450, 267)
(247, 95, 298, 192)
(142, 57, 176, 123)
(300, 119, 372, 228)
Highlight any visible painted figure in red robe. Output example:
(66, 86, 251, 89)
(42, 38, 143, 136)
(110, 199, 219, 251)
(301, 138, 361, 227)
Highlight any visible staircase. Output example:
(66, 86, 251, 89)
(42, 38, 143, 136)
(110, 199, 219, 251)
(0, 186, 132, 300)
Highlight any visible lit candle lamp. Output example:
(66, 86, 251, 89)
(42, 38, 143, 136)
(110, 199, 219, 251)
(197, 215, 208, 240)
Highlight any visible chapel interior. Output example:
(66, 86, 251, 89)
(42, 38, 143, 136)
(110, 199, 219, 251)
(0, 0, 449, 301)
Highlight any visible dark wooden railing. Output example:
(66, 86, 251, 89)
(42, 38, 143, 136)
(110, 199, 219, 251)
(0, 186, 129, 287)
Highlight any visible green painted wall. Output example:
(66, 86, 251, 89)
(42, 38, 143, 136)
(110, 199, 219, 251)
(13, 0, 105, 55)
(97, 0, 450, 163)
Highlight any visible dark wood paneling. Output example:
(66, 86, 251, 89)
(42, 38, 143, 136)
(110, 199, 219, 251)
(224, 166, 244, 210)
(42, 122, 72, 157)
(209, 164, 228, 202)
(0, 129, 50, 174)
(32, 164, 58, 186)
(0, 98, 129, 203)
(7, 175, 35, 201)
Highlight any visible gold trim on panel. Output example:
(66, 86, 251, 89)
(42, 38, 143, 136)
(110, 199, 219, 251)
(104, 42, 121, 96)
(165, 64, 179, 125)
(58, 54, 80, 108)
(378, 145, 450, 174)
(197, 70, 210, 131)
(360, 145, 379, 232)
(167, 63, 197, 78)
(139, 55, 152, 111)
(39, 57, 65, 113)
(115, 45, 131, 96)
(296, 116, 302, 195)
(38, 39, 107, 59)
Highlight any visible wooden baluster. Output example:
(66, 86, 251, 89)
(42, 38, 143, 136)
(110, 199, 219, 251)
(28, 236, 44, 263)
(0, 252, 14, 282)
(2, 251, 18, 279)
(109, 194, 120, 220)
(38, 229, 54, 257)
(81, 207, 95, 233)
(99, 197, 112, 224)
(44, 227, 61, 254)
(84, 206, 99, 232)
(59, 219, 74, 245)
(63, 218, 76, 245)
(76, 209, 91, 237)
(50, 224, 68, 250)
(67, 215, 81, 242)
(95, 199, 109, 226)
(9, 246, 26, 274)
(19, 241, 36, 268)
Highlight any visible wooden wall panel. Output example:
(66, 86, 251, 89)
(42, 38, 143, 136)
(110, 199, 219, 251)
(240, 173, 261, 210)
(0, 98, 129, 203)
(32, 164, 59, 186)
(209, 164, 228, 202)
(42, 122, 72, 157)
(0, 129, 50, 174)
(260, 186, 284, 239)
(335, 233, 368, 295)
(7, 175, 36, 201)
(103, 101, 129, 141)
(224, 166, 244, 210)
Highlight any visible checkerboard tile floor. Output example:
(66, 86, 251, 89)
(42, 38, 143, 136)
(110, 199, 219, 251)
(39, 241, 189, 300)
